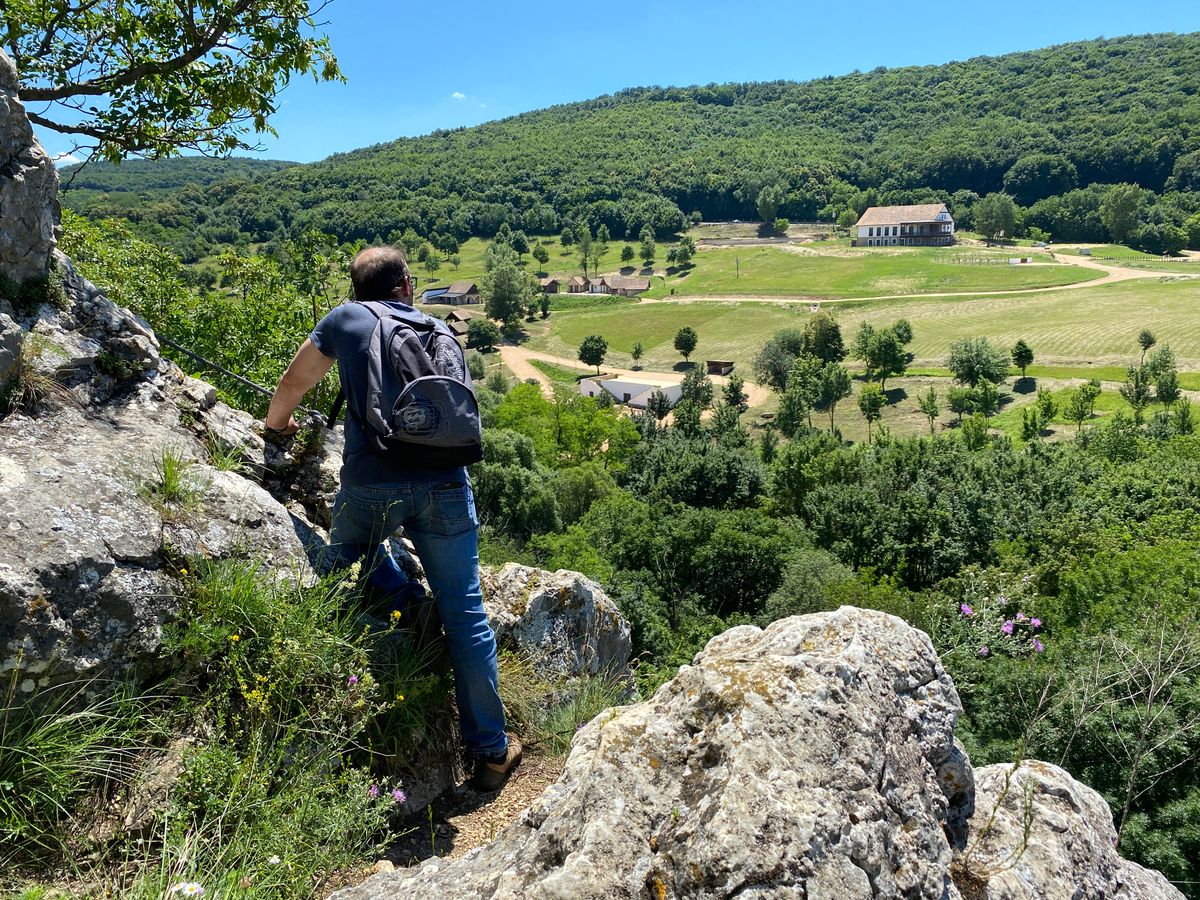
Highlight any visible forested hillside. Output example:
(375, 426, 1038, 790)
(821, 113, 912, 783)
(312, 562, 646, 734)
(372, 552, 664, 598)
(63, 32, 1200, 259)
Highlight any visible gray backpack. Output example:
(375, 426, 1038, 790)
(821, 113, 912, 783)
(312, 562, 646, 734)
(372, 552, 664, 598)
(354, 301, 483, 467)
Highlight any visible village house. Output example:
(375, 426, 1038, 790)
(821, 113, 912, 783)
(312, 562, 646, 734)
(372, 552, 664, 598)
(580, 374, 683, 409)
(539, 277, 561, 294)
(443, 308, 483, 338)
(590, 275, 651, 297)
(420, 280, 481, 305)
(567, 276, 590, 293)
(854, 203, 955, 247)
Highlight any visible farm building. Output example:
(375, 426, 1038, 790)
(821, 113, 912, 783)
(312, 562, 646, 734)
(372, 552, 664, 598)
(444, 309, 484, 324)
(706, 360, 735, 376)
(567, 276, 590, 293)
(539, 277, 561, 294)
(422, 280, 481, 305)
(591, 275, 651, 296)
(854, 204, 955, 247)
(580, 374, 682, 409)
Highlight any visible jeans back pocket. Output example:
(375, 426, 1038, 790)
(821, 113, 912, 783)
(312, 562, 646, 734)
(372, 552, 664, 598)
(427, 482, 478, 537)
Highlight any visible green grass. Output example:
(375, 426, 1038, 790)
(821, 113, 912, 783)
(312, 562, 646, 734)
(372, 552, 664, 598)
(529, 360, 586, 386)
(643, 244, 1099, 299)
(989, 384, 1137, 444)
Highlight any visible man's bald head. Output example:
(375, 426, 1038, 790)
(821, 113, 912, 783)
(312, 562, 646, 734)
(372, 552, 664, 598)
(350, 246, 412, 301)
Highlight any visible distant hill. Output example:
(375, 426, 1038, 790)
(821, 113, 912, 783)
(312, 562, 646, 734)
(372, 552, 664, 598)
(61, 157, 298, 193)
(60, 32, 1200, 257)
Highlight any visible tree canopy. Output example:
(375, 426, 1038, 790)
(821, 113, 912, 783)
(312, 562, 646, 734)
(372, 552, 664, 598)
(6, 0, 341, 162)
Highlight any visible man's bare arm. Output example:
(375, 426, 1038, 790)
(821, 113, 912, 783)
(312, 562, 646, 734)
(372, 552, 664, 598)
(265, 339, 336, 435)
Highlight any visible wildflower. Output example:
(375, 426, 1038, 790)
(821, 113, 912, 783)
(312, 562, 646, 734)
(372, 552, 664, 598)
(179, 568, 188, 576)
(397, 693, 405, 702)
(978, 646, 990, 658)
(1030, 617, 1042, 630)
(239, 877, 252, 890)
(392, 788, 407, 804)
(229, 634, 240, 642)
(347, 675, 359, 687)
(1016, 611, 1028, 622)
(997, 593, 1008, 605)
(268, 854, 282, 865)
(390, 610, 403, 622)
(169, 884, 205, 897)
(1032, 638, 1045, 653)
(959, 603, 975, 617)
(1001, 620, 1014, 635)
(368, 784, 380, 799)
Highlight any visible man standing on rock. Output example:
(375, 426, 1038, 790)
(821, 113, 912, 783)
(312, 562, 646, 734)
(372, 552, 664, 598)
(264, 245, 521, 791)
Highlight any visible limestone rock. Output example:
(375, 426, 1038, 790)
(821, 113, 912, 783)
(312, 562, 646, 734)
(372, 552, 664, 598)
(482, 563, 632, 681)
(956, 761, 1183, 899)
(333, 607, 971, 900)
(0, 312, 19, 384)
(0, 49, 60, 284)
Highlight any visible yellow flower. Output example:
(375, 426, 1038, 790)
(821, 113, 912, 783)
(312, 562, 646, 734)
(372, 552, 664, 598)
(397, 693, 406, 702)
(179, 568, 188, 576)
(390, 610, 402, 622)
(229, 634, 240, 642)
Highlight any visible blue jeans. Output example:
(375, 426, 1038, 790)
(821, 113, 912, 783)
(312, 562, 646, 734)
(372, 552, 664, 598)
(324, 476, 507, 760)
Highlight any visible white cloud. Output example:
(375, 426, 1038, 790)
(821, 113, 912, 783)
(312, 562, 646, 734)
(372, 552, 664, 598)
(450, 91, 466, 101)
(478, 103, 488, 109)
(53, 152, 82, 168)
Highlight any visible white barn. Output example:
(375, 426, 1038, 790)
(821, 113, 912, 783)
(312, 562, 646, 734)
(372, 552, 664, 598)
(854, 203, 955, 247)
(580, 375, 683, 409)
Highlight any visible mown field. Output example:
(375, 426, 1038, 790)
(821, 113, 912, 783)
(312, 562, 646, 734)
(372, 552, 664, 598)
(644, 244, 1100, 299)
(527, 278, 1200, 372)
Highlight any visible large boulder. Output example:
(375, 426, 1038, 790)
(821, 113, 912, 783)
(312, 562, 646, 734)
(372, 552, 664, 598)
(482, 563, 632, 681)
(332, 607, 1180, 900)
(0, 49, 60, 285)
(334, 607, 973, 899)
(958, 761, 1182, 899)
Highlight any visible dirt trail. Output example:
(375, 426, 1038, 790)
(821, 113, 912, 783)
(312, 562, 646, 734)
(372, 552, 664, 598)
(500, 345, 771, 408)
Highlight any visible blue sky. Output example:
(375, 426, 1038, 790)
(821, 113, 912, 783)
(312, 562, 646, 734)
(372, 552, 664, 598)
(37, 0, 1200, 164)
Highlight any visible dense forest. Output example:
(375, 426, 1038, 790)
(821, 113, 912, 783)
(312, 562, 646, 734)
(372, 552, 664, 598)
(62, 33, 1200, 259)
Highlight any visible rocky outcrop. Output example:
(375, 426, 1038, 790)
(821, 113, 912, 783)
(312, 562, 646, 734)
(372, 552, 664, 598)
(959, 761, 1181, 899)
(482, 563, 632, 681)
(333, 607, 1180, 900)
(0, 49, 60, 284)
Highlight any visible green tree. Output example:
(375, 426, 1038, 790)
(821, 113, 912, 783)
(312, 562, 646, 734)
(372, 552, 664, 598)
(1120, 365, 1153, 424)
(1156, 369, 1181, 410)
(947, 337, 1010, 387)
(723, 373, 749, 414)
(639, 224, 656, 266)
(631, 341, 643, 369)
(1011, 340, 1034, 379)
(577, 229, 594, 278)
(861, 329, 908, 391)
(974, 193, 1018, 242)
(539, 294, 551, 319)
(1175, 397, 1195, 435)
(1002, 153, 1079, 205)
(674, 326, 698, 363)
(947, 386, 975, 423)
(578, 334, 608, 374)
(837, 208, 859, 231)
(560, 225, 576, 247)
(756, 183, 786, 223)
(467, 318, 502, 351)
(483, 257, 534, 327)
(6, 0, 341, 162)
(773, 217, 789, 236)
(1064, 388, 1092, 432)
(680, 367, 714, 409)
(919, 387, 939, 434)
(816, 363, 852, 433)
(596, 224, 611, 245)
(1138, 329, 1157, 365)
(1020, 407, 1042, 441)
(960, 413, 990, 450)
(976, 381, 1000, 419)
(645, 389, 673, 420)
(450, 253, 462, 270)
(803, 312, 847, 364)
(424, 254, 441, 274)
(1035, 388, 1059, 424)
(671, 399, 702, 436)
(532, 243, 550, 270)
(857, 383, 885, 443)
(621, 244, 635, 263)
(1100, 183, 1145, 244)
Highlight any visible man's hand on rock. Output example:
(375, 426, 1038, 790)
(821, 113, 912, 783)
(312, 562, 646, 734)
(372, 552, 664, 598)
(264, 416, 300, 440)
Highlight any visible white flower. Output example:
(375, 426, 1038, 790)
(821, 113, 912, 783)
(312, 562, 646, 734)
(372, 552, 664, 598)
(268, 854, 282, 865)
(169, 883, 205, 897)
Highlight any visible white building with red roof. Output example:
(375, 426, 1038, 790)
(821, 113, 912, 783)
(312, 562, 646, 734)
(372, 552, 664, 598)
(854, 203, 955, 247)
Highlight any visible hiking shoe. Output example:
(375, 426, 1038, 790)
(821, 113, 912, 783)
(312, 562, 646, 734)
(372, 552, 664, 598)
(469, 736, 523, 792)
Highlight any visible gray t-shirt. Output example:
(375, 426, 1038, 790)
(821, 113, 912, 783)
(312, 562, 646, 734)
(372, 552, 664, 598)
(310, 301, 467, 486)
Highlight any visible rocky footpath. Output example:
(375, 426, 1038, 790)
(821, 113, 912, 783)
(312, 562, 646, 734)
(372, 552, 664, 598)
(334, 607, 1181, 900)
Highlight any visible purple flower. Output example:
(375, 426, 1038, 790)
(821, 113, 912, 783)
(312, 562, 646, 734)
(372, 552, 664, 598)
(978, 646, 990, 658)
(1001, 620, 1014, 636)
(368, 784, 379, 799)
(392, 788, 407, 804)
(997, 594, 1009, 605)
(1030, 617, 1042, 630)
(1016, 611, 1028, 622)
(347, 675, 359, 687)
(1032, 638, 1044, 653)
(960, 603, 975, 617)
